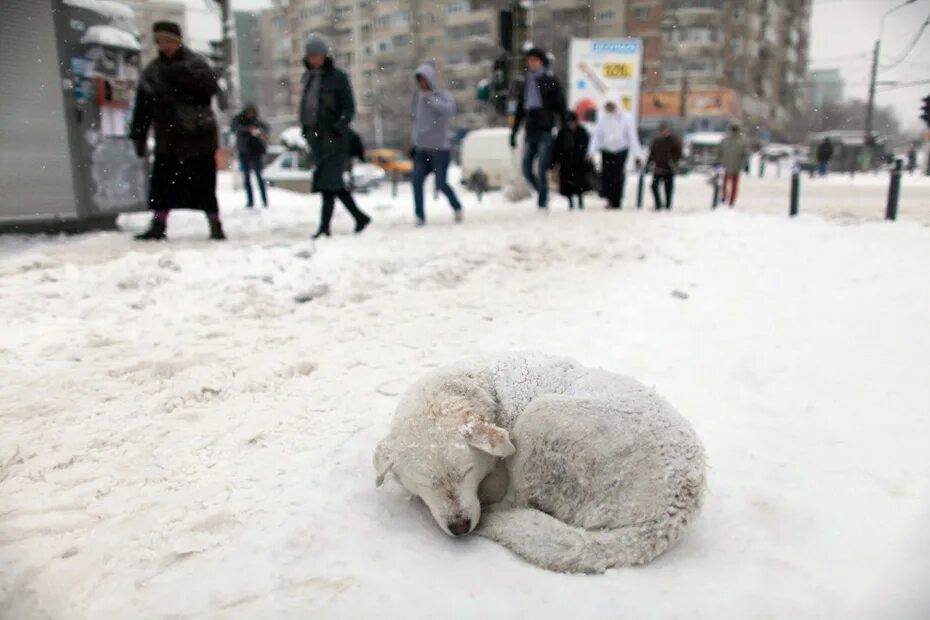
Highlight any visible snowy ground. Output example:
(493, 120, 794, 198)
(2, 170, 930, 619)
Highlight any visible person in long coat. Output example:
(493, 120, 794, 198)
(646, 121, 683, 210)
(299, 33, 370, 239)
(550, 111, 591, 210)
(130, 21, 224, 240)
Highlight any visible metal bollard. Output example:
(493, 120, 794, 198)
(886, 159, 902, 221)
(790, 168, 800, 217)
(711, 173, 720, 209)
(392, 171, 398, 198)
(636, 172, 644, 209)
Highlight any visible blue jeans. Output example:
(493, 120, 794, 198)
(522, 131, 554, 208)
(817, 161, 828, 176)
(240, 153, 268, 206)
(412, 148, 462, 222)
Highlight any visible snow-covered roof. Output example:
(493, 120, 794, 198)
(64, 0, 138, 35)
(80, 25, 141, 51)
(686, 132, 726, 146)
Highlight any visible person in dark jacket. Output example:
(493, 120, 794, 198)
(510, 47, 567, 210)
(646, 121, 683, 210)
(550, 111, 590, 210)
(231, 104, 269, 208)
(130, 21, 224, 240)
(299, 33, 370, 239)
(816, 137, 833, 176)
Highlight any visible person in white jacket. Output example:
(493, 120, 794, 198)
(588, 100, 642, 209)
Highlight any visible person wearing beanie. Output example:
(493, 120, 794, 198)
(510, 46, 567, 211)
(299, 32, 371, 238)
(718, 120, 750, 207)
(129, 21, 225, 240)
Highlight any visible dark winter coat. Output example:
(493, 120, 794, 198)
(232, 108, 269, 157)
(513, 71, 567, 135)
(816, 139, 834, 163)
(130, 46, 219, 161)
(551, 124, 591, 196)
(299, 57, 355, 192)
(647, 134, 683, 175)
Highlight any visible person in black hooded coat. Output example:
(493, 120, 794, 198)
(550, 112, 591, 210)
(129, 21, 224, 240)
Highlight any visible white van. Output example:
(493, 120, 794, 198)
(460, 128, 522, 190)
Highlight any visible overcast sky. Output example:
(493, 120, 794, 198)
(181, 0, 930, 132)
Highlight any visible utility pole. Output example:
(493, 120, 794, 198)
(864, 39, 879, 149)
(213, 0, 238, 112)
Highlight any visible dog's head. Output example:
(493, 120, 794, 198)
(374, 413, 514, 537)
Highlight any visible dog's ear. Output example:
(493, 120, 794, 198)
(461, 416, 516, 458)
(374, 439, 393, 487)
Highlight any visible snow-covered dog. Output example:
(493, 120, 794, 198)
(374, 352, 706, 574)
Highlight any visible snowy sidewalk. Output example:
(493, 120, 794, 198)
(1, 177, 929, 618)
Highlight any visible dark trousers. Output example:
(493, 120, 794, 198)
(567, 194, 585, 209)
(522, 131, 554, 208)
(412, 148, 462, 222)
(601, 149, 629, 208)
(239, 153, 268, 207)
(651, 173, 674, 210)
(317, 189, 368, 233)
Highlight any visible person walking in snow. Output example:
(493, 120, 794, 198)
(410, 64, 464, 226)
(299, 33, 371, 239)
(718, 120, 750, 208)
(510, 47, 567, 211)
(816, 137, 834, 177)
(589, 98, 642, 209)
(550, 111, 591, 210)
(646, 121, 683, 210)
(231, 103, 270, 208)
(130, 21, 225, 240)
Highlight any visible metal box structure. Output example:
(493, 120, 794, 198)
(0, 0, 147, 230)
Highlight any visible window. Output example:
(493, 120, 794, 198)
(447, 22, 490, 40)
(597, 10, 616, 22)
(446, 1, 471, 14)
(633, 6, 649, 21)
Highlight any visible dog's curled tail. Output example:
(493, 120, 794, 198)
(476, 507, 693, 574)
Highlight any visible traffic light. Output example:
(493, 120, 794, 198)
(921, 94, 930, 129)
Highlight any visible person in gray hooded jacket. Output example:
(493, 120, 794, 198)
(410, 64, 463, 226)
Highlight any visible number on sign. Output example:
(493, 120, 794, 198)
(602, 63, 632, 78)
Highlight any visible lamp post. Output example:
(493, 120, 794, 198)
(865, 0, 916, 151)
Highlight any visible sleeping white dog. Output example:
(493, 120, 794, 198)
(374, 352, 706, 574)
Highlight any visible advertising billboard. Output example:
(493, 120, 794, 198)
(568, 39, 642, 124)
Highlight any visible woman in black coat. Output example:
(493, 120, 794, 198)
(130, 21, 224, 240)
(299, 33, 370, 239)
(550, 112, 591, 210)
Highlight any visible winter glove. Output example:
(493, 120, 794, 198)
(509, 133, 517, 149)
(409, 147, 416, 159)
(133, 136, 146, 158)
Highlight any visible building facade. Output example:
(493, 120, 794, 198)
(808, 68, 844, 109)
(627, 0, 811, 140)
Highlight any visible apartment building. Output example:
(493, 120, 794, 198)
(628, 0, 811, 139)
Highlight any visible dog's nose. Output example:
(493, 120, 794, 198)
(448, 518, 472, 536)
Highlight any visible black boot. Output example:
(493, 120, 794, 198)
(135, 219, 166, 241)
(354, 214, 371, 234)
(208, 220, 226, 240)
(312, 229, 331, 239)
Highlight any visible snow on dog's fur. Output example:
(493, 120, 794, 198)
(374, 352, 707, 574)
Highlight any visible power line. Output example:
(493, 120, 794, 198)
(880, 13, 930, 70)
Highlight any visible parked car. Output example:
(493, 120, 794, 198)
(262, 150, 385, 193)
(460, 128, 519, 190)
(366, 148, 413, 178)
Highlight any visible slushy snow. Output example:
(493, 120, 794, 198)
(1, 170, 929, 618)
